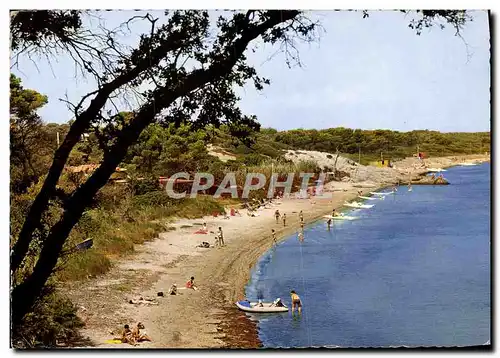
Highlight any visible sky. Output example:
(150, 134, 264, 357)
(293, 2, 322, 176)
(10, 10, 491, 132)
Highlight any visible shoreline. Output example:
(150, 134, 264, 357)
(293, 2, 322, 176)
(63, 154, 489, 348)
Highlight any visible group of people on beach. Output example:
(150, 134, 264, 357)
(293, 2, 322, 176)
(118, 322, 151, 345)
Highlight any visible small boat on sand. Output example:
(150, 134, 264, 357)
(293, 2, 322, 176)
(458, 162, 478, 166)
(323, 215, 357, 221)
(236, 299, 288, 313)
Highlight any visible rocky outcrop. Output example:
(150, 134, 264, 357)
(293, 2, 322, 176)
(411, 176, 449, 185)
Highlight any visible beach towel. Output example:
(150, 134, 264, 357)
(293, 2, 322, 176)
(104, 339, 123, 344)
(194, 229, 208, 234)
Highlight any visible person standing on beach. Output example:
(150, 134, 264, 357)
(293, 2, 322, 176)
(272, 229, 277, 245)
(332, 208, 337, 217)
(298, 230, 304, 242)
(327, 218, 332, 230)
(217, 227, 225, 246)
(300, 221, 304, 230)
(299, 210, 304, 223)
(282, 213, 287, 227)
(290, 290, 302, 314)
(275, 210, 281, 223)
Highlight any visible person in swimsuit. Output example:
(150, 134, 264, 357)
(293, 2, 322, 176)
(272, 229, 277, 245)
(299, 210, 304, 223)
(290, 290, 302, 314)
(275, 209, 281, 223)
(327, 218, 332, 230)
(186, 276, 197, 290)
(282, 213, 287, 227)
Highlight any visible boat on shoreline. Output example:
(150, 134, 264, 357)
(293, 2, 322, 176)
(458, 162, 478, 166)
(236, 299, 288, 313)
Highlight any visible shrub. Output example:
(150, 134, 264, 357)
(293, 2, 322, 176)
(11, 286, 84, 348)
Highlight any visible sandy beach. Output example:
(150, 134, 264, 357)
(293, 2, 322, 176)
(61, 154, 489, 348)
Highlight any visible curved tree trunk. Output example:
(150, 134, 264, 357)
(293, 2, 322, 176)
(11, 10, 300, 325)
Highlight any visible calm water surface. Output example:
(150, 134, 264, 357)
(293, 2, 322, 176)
(245, 163, 490, 348)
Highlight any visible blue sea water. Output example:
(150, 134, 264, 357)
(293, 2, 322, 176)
(245, 163, 491, 348)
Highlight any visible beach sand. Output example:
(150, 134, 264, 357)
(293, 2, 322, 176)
(61, 154, 489, 348)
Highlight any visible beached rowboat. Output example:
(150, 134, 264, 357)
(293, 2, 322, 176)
(235, 300, 288, 313)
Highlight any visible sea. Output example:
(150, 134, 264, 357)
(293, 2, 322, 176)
(244, 163, 491, 348)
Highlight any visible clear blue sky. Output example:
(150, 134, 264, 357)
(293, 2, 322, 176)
(11, 10, 491, 132)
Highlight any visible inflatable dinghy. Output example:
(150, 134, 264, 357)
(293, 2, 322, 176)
(236, 299, 288, 313)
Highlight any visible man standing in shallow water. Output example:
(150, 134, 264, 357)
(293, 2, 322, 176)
(290, 290, 302, 314)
